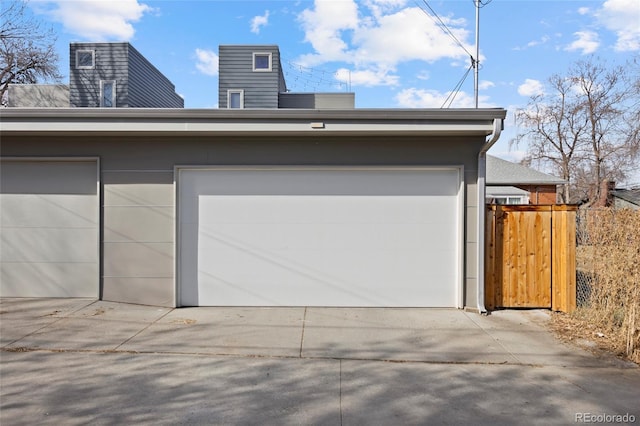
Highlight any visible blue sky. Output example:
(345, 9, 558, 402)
(27, 0, 640, 164)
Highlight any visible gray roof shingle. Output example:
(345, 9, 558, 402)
(611, 188, 640, 206)
(487, 155, 566, 185)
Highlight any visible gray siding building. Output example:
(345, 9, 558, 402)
(7, 43, 183, 108)
(218, 45, 287, 109)
(219, 45, 354, 109)
(70, 42, 183, 108)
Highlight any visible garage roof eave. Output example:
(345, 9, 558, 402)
(0, 107, 507, 136)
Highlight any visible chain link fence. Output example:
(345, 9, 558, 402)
(575, 210, 594, 307)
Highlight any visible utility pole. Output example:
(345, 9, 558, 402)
(474, 0, 480, 108)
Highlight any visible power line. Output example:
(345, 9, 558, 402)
(441, 62, 474, 108)
(415, 0, 493, 108)
(475, 0, 493, 8)
(415, 0, 474, 59)
(415, 0, 479, 108)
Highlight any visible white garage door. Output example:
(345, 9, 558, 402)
(178, 167, 462, 307)
(0, 159, 99, 297)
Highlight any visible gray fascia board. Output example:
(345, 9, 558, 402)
(0, 108, 507, 136)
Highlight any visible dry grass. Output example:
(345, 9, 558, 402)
(550, 311, 633, 362)
(568, 208, 640, 363)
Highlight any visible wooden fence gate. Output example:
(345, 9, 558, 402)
(485, 205, 577, 312)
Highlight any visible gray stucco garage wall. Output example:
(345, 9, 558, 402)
(0, 134, 484, 308)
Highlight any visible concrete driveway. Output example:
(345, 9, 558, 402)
(1, 298, 638, 425)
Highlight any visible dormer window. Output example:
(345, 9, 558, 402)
(253, 52, 272, 72)
(76, 50, 95, 69)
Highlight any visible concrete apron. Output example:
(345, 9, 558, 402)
(0, 298, 631, 367)
(2, 298, 639, 426)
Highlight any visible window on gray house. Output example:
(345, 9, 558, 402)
(100, 80, 116, 107)
(228, 90, 244, 108)
(76, 50, 95, 69)
(253, 52, 272, 71)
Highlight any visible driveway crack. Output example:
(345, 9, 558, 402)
(339, 359, 343, 426)
(113, 308, 174, 351)
(463, 311, 521, 364)
(299, 307, 307, 358)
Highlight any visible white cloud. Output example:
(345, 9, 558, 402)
(529, 36, 549, 48)
(251, 10, 270, 34)
(351, 7, 471, 66)
(296, 1, 472, 88)
(336, 67, 399, 87)
(513, 35, 551, 51)
(396, 88, 450, 108)
(479, 80, 495, 90)
(518, 79, 544, 97)
(416, 70, 430, 81)
(530, 35, 550, 48)
(577, 7, 590, 15)
(363, 0, 408, 19)
(298, 0, 359, 62)
(38, 0, 151, 41)
(195, 49, 219, 76)
(595, 0, 640, 51)
(565, 31, 600, 55)
(395, 88, 490, 108)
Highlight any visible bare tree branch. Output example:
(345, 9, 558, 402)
(0, 0, 62, 104)
(512, 57, 640, 204)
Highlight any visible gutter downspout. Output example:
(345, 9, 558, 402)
(476, 118, 503, 314)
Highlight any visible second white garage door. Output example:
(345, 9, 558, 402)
(0, 159, 99, 297)
(178, 167, 462, 307)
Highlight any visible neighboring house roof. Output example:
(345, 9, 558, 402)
(611, 188, 640, 206)
(7, 84, 70, 108)
(486, 155, 566, 186)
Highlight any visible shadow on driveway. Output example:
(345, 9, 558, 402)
(1, 298, 638, 425)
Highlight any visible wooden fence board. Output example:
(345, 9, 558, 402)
(485, 205, 577, 313)
(485, 207, 496, 310)
(493, 206, 504, 307)
(551, 207, 577, 312)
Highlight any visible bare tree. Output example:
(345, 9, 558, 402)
(621, 55, 640, 184)
(512, 74, 588, 203)
(1, 0, 62, 104)
(571, 59, 637, 203)
(513, 57, 640, 204)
